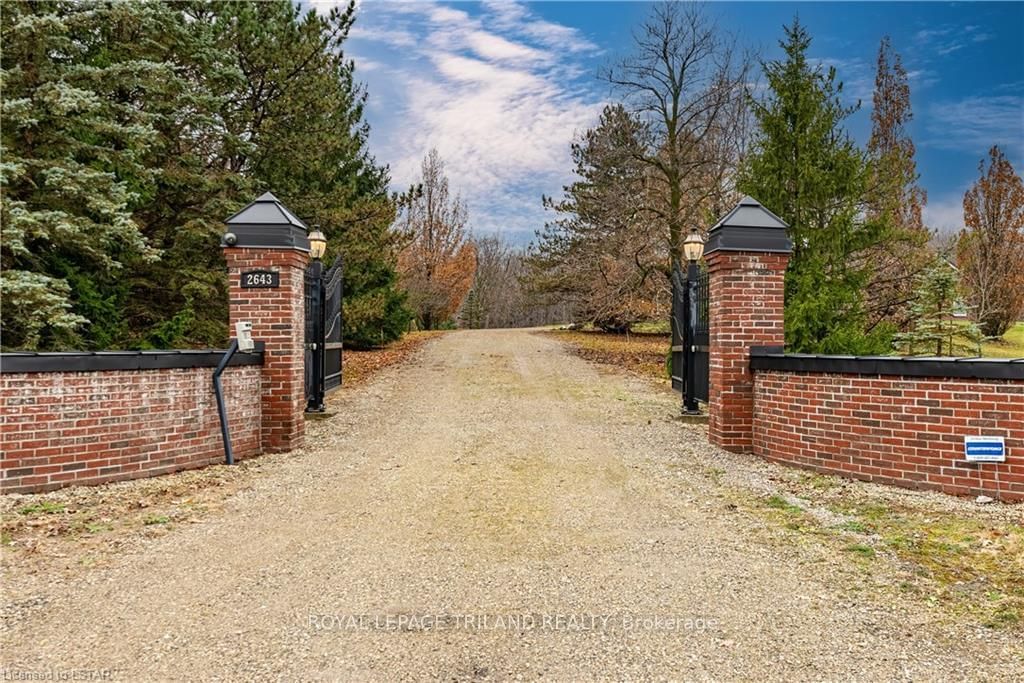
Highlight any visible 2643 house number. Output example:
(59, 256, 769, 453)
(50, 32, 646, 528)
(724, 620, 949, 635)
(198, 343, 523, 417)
(241, 270, 280, 288)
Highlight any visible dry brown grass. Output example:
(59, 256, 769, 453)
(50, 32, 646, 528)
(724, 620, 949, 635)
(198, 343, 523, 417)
(340, 331, 446, 388)
(544, 329, 671, 383)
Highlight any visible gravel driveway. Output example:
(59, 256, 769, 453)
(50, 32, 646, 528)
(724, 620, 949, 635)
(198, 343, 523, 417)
(1, 329, 1019, 680)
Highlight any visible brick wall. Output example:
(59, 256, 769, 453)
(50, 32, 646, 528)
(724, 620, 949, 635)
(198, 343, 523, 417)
(1, 366, 261, 494)
(752, 370, 1024, 501)
(706, 251, 787, 452)
(224, 247, 307, 452)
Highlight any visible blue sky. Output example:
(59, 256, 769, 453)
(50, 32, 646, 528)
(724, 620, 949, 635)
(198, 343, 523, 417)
(312, 1, 1024, 242)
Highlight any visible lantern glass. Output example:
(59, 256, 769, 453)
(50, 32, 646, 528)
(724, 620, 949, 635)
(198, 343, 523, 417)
(682, 229, 705, 262)
(308, 229, 327, 260)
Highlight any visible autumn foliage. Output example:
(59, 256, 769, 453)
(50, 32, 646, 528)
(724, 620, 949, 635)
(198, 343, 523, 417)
(957, 146, 1024, 338)
(397, 150, 477, 329)
(864, 36, 931, 331)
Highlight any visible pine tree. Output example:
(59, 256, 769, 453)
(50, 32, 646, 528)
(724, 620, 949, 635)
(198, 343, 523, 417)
(525, 104, 662, 331)
(1, 0, 411, 351)
(458, 283, 486, 329)
(738, 19, 892, 354)
(893, 259, 982, 356)
(215, 0, 411, 349)
(0, 0, 167, 349)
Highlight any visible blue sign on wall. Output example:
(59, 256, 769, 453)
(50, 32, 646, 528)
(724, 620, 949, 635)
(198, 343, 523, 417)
(964, 436, 1006, 463)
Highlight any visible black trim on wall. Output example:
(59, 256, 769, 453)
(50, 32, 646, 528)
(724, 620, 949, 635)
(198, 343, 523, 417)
(0, 343, 265, 374)
(749, 346, 1024, 381)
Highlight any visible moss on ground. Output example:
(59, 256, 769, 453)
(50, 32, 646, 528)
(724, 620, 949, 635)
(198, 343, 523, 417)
(743, 480, 1024, 632)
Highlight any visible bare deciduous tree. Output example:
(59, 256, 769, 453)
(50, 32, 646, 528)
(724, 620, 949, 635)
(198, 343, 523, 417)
(603, 1, 752, 269)
(863, 36, 932, 332)
(397, 149, 477, 329)
(460, 235, 571, 329)
(957, 146, 1024, 338)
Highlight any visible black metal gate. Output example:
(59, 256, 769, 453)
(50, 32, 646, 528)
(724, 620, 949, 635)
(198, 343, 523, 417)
(322, 257, 343, 392)
(304, 256, 343, 411)
(671, 264, 710, 406)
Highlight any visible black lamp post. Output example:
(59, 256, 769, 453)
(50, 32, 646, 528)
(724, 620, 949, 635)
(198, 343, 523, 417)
(306, 227, 328, 413)
(681, 227, 705, 415)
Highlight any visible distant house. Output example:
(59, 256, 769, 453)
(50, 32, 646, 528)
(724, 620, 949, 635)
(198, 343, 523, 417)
(939, 256, 969, 319)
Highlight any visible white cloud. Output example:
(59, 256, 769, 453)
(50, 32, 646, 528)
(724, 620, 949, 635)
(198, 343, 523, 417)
(346, 0, 605, 235)
(914, 23, 993, 58)
(466, 30, 549, 64)
(925, 94, 1024, 157)
(350, 25, 417, 47)
(482, 0, 598, 53)
(923, 191, 965, 236)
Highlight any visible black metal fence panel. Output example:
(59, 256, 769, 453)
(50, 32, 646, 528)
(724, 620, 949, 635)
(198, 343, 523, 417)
(304, 256, 344, 406)
(323, 256, 343, 392)
(670, 266, 686, 393)
(690, 270, 710, 402)
(304, 266, 321, 403)
(670, 265, 710, 404)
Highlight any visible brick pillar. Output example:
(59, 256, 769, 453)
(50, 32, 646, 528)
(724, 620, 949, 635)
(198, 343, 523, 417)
(705, 197, 791, 453)
(222, 192, 311, 452)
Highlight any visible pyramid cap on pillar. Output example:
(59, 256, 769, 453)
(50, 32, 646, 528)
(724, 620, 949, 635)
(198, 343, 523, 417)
(222, 191, 311, 252)
(704, 195, 792, 256)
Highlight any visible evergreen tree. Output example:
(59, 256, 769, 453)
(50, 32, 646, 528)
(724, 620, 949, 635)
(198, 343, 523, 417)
(211, 0, 410, 348)
(1, 0, 410, 350)
(893, 259, 982, 356)
(526, 104, 663, 331)
(1, 0, 167, 349)
(738, 19, 893, 354)
(459, 283, 486, 329)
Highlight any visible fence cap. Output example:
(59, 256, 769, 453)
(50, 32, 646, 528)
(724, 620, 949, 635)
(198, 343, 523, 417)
(705, 196, 792, 256)
(222, 192, 311, 252)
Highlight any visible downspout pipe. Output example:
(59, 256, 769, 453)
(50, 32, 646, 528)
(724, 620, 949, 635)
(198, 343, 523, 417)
(213, 339, 240, 465)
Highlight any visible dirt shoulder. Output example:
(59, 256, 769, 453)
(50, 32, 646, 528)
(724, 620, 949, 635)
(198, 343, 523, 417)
(545, 328, 672, 383)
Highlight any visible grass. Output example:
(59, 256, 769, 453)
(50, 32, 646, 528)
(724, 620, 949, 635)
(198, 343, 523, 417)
(979, 321, 1024, 358)
(765, 494, 803, 514)
(17, 501, 66, 516)
(843, 543, 876, 558)
(745, 477, 1024, 631)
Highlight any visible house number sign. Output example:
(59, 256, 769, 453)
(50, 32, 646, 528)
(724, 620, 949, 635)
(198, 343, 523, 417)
(241, 270, 280, 288)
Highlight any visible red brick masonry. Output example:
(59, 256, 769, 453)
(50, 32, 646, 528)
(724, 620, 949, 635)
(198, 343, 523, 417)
(706, 251, 788, 452)
(225, 247, 307, 452)
(1, 366, 261, 494)
(752, 370, 1024, 501)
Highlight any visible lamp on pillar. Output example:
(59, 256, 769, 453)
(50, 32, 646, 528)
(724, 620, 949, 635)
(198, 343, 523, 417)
(681, 228, 706, 415)
(306, 227, 328, 414)
(682, 227, 705, 263)
(307, 228, 327, 260)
